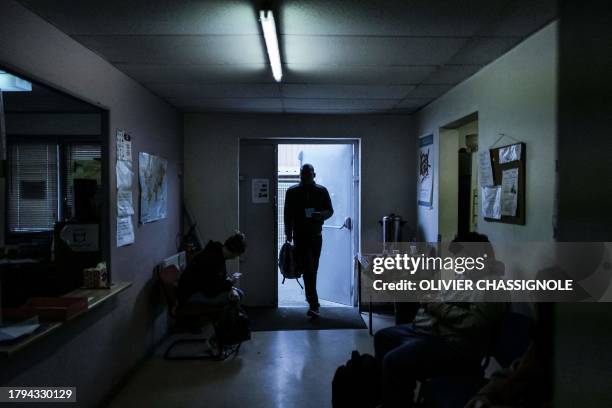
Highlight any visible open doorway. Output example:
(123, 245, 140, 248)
(276, 143, 358, 308)
(439, 114, 479, 241)
(238, 139, 359, 311)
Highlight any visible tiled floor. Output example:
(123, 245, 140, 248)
(108, 313, 393, 408)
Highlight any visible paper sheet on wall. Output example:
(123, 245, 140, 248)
(117, 189, 134, 216)
(251, 178, 270, 203)
(478, 150, 494, 187)
(116, 130, 132, 161)
(117, 216, 134, 247)
(481, 186, 502, 219)
(499, 143, 521, 164)
(501, 168, 519, 216)
(116, 160, 133, 190)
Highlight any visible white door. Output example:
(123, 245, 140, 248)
(300, 144, 355, 305)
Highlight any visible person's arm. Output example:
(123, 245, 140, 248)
(284, 189, 294, 241)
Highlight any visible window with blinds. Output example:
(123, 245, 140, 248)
(7, 142, 59, 232)
(6, 141, 102, 233)
(64, 143, 102, 211)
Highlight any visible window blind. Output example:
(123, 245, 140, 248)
(64, 143, 102, 211)
(8, 142, 59, 232)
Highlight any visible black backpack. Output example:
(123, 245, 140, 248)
(214, 305, 251, 347)
(279, 242, 303, 288)
(332, 350, 382, 408)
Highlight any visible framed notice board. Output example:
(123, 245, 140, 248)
(485, 142, 526, 225)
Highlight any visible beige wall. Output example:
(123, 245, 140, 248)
(414, 21, 558, 243)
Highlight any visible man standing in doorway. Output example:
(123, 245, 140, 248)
(284, 164, 334, 318)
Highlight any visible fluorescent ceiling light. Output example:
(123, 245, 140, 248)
(0, 71, 32, 92)
(259, 10, 282, 82)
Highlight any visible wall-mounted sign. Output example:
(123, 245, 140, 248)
(60, 224, 100, 252)
(252, 178, 270, 203)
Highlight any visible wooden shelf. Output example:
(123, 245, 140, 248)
(0, 281, 132, 357)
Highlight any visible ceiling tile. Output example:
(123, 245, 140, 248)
(19, 0, 261, 35)
(75, 35, 267, 65)
(405, 84, 454, 99)
(422, 65, 483, 85)
(283, 65, 436, 85)
(168, 97, 283, 111)
(283, 98, 398, 111)
(447, 37, 522, 65)
(116, 63, 275, 84)
(281, 0, 508, 36)
(182, 106, 284, 113)
(148, 83, 281, 99)
(16, 0, 557, 114)
(480, 0, 557, 37)
(283, 36, 468, 66)
(395, 98, 433, 109)
(284, 108, 388, 114)
(391, 107, 420, 114)
(281, 84, 414, 99)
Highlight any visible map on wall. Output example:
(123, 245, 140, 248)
(139, 152, 167, 223)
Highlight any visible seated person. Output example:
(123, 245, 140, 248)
(177, 232, 246, 305)
(374, 233, 509, 407)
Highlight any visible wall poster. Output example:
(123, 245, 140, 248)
(418, 135, 434, 207)
(139, 152, 168, 223)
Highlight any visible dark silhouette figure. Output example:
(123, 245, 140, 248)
(284, 164, 333, 317)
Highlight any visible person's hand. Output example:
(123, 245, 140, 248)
(286, 234, 292, 243)
(228, 287, 241, 303)
(230, 272, 241, 285)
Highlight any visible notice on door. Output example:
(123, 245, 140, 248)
(252, 178, 270, 203)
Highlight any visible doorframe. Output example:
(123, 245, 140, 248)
(239, 137, 361, 307)
(437, 112, 479, 242)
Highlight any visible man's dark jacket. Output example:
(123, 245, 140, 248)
(284, 183, 333, 238)
(177, 240, 232, 303)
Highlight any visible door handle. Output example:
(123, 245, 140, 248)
(342, 216, 352, 231)
(323, 216, 352, 231)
